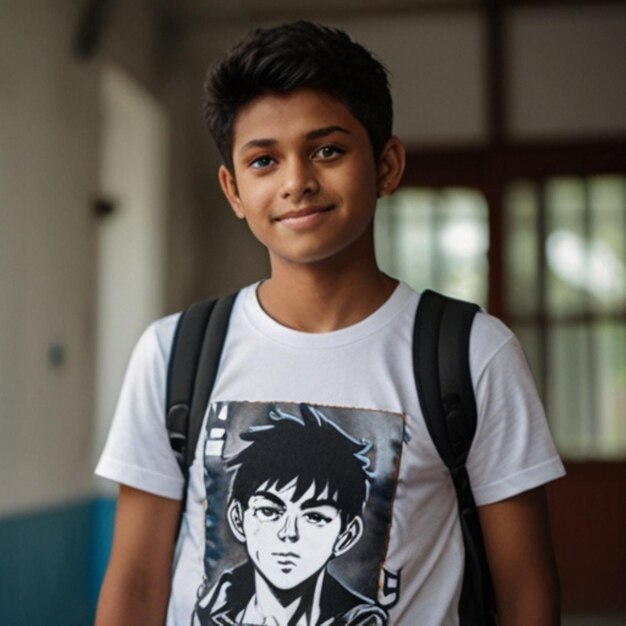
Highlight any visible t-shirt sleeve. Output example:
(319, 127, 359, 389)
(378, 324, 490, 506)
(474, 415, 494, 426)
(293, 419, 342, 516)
(95, 316, 184, 500)
(467, 315, 565, 506)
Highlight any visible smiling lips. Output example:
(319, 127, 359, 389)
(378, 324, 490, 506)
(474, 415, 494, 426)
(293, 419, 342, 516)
(274, 205, 334, 228)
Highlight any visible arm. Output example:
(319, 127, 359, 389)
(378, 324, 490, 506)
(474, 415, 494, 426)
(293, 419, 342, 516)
(95, 485, 182, 626)
(478, 486, 561, 626)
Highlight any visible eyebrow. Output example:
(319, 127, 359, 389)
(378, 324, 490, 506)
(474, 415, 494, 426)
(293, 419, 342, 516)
(252, 491, 286, 508)
(306, 125, 351, 141)
(251, 491, 339, 511)
(239, 125, 351, 154)
(300, 498, 340, 511)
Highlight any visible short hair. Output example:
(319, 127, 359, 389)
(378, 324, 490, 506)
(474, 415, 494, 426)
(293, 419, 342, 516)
(225, 405, 373, 527)
(203, 21, 393, 171)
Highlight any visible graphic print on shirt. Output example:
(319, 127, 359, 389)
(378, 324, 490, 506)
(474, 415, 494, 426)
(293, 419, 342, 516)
(192, 401, 405, 626)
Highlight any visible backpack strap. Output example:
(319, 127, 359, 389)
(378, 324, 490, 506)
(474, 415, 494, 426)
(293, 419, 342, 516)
(166, 292, 238, 495)
(413, 289, 496, 626)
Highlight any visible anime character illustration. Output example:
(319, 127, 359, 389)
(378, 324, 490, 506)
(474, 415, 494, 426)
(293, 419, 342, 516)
(194, 404, 397, 626)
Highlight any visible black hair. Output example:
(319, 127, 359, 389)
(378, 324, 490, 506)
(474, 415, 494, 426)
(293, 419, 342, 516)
(203, 21, 393, 171)
(225, 404, 373, 528)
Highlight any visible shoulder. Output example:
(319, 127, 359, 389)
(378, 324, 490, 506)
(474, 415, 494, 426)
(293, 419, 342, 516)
(115, 312, 182, 401)
(469, 309, 518, 381)
(143, 312, 181, 362)
(410, 288, 517, 382)
(119, 312, 181, 382)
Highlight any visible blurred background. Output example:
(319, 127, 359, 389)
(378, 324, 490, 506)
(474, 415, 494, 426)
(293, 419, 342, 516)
(1, 0, 625, 624)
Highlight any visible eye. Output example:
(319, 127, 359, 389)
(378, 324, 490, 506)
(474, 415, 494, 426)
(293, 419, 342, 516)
(249, 155, 275, 169)
(313, 145, 345, 160)
(303, 511, 333, 526)
(253, 505, 283, 522)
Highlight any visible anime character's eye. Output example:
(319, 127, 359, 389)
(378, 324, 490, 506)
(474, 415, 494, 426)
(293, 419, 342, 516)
(313, 145, 345, 160)
(253, 505, 284, 522)
(250, 155, 275, 169)
(303, 510, 333, 526)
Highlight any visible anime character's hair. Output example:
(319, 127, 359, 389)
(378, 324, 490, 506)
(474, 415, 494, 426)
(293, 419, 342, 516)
(203, 21, 393, 170)
(225, 405, 373, 528)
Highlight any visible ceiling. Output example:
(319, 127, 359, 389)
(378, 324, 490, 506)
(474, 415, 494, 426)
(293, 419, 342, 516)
(151, 0, 479, 25)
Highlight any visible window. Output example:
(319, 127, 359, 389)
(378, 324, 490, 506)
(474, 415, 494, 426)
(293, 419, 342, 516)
(375, 187, 489, 306)
(377, 144, 626, 461)
(505, 175, 626, 459)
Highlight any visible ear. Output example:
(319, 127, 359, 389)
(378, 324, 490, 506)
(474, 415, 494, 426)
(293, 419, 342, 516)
(376, 136, 406, 198)
(219, 164, 245, 220)
(227, 500, 246, 543)
(333, 517, 364, 558)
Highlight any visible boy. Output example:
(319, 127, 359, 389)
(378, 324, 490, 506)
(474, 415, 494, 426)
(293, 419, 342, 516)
(95, 21, 565, 625)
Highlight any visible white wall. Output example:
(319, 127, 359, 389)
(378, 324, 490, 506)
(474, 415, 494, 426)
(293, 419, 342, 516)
(93, 65, 169, 492)
(0, 0, 100, 515)
(0, 0, 166, 515)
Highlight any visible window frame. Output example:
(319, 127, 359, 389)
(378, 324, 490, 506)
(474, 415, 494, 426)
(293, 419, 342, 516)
(402, 140, 626, 317)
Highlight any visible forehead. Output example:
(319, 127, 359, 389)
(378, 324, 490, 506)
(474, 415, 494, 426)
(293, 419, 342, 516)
(231, 88, 364, 150)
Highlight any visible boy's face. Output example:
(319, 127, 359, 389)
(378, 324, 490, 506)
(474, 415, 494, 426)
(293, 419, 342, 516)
(219, 88, 397, 270)
(227, 478, 363, 590)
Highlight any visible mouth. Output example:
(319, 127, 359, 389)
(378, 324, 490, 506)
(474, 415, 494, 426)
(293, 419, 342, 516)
(273, 551, 300, 567)
(274, 205, 334, 223)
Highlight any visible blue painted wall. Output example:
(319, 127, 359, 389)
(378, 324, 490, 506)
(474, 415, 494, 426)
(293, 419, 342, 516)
(0, 498, 115, 626)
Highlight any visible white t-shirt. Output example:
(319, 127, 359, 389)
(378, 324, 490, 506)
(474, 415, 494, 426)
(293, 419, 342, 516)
(96, 282, 565, 626)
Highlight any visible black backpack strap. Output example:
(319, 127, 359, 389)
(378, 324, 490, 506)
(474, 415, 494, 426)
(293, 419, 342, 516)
(166, 292, 238, 493)
(413, 289, 496, 626)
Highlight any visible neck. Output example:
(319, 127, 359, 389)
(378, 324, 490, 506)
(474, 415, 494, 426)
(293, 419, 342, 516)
(244, 569, 326, 625)
(258, 256, 397, 333)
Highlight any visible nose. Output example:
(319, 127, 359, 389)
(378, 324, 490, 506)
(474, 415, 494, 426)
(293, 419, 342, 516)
(279, 157, 319, 201)
(277, 514, 299, 543)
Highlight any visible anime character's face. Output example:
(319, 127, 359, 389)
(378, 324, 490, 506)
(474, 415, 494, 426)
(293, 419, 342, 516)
(228, 478, 363, 590)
